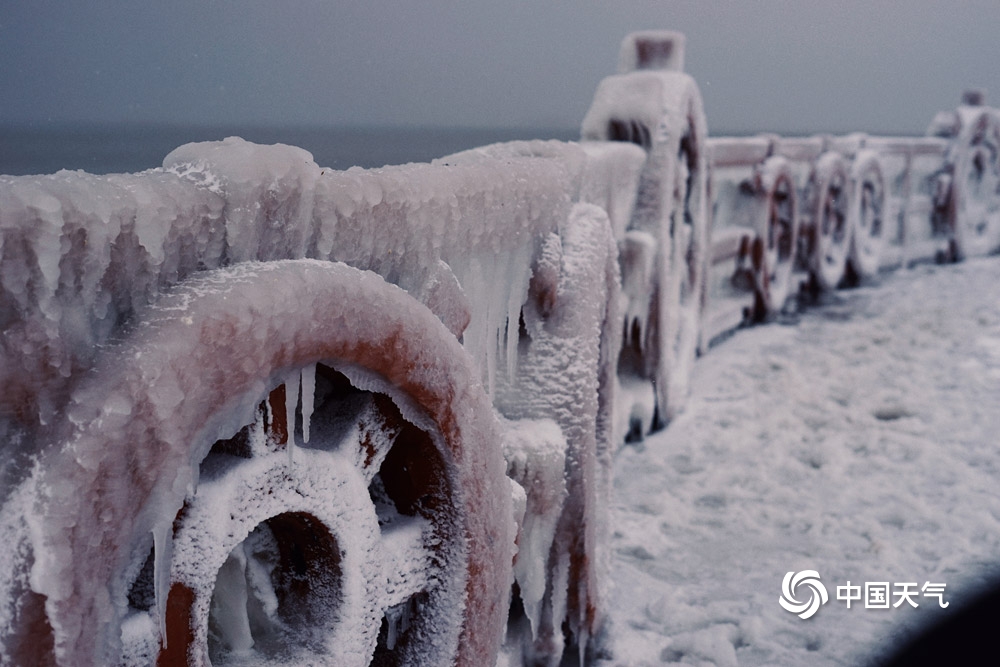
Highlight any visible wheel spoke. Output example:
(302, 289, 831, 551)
(353, 394, 405, 484)
(379, 515, 434, 610)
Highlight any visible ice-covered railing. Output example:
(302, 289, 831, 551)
(0, 137, 646, 444)
(0, 132, 648, 664)
(708, 132, 950, 266)
(0, 88, 651, 667)
(700, 93, 1000, 343)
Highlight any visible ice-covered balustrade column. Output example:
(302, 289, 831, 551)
(931, 98, 1000, 259)
(492, 202, 622, 661)
(581, 30, 711, 428)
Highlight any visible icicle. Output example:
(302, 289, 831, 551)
(386, 604, 401, 651)
(152, 522, 174, 647)
(263, 395, 273, 438)
(209, 543, 254, 653)
(504, 419, 566, 641)
(549, 553, 570, 656)
(244, 531, 280, 621)
(483, 255, 499, 398)
(449, 247, 534, 396)
(570, 566, 592, 667)
(621, 230, 657, 351)
(300, 364, 316, 444)
(505, 254, 523, 381)
(384, 600, 412, 651)
(284, 370, 300, 467)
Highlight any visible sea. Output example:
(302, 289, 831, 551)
(0, 124, 579, 177)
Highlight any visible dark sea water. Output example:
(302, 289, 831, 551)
(0, 124, 579, 177)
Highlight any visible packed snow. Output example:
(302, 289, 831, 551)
(599, 256, 1000, 666)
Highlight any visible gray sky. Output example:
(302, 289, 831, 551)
(3, 1, 1000, 135)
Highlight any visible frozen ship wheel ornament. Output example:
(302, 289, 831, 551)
(581, 29, 711, 430)
(9, 261, 513, 666)
(941, 105, 1000, 260)
(847, 150, 886, 281)
(750, 156, 799, 319)
(806, 152, 853, 291)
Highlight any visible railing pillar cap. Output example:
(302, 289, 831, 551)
(962, 88, 987, 106)
(618, 30, 686, 74)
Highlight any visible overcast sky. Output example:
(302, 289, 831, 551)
(3, 1, 1000, 135)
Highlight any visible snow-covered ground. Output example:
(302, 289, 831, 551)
(601, 257, 1000, 666)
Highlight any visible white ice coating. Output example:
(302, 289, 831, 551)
(165, 447, 385, 665)
(582, 69, 703, 154)
(578, 141, 646, 240)
(502, 418, 567, 638)
(0, 133, 649, 468)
